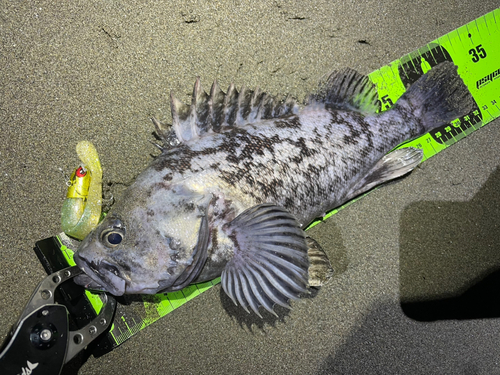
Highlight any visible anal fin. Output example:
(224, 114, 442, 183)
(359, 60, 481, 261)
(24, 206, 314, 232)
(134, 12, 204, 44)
(345, 147, 423, 201)
(306, 237, 334, 287)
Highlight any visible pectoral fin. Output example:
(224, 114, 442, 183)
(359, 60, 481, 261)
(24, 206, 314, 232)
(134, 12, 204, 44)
(221, 204, 309, 317)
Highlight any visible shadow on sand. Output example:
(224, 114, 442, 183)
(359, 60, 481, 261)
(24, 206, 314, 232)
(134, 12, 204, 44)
(318, 166, 500, 374)
(399, 166, 500, 321)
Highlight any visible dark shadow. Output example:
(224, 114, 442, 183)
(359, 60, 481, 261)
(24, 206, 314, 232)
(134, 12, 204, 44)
(219, 286, 290, 331)
(399, 166, 500, 321)
(317, 301, 499, 375)
(402, 269, 500, 320)
(219, 284, 322, 331)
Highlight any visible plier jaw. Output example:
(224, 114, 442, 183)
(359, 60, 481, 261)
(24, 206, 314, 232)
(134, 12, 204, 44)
(0, 266, 116, 375)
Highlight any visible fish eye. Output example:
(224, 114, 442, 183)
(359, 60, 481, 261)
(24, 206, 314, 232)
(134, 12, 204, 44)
(107, 232, 123, 245)
(101, 229, 124, 247)
(101, 227, 125, 247)
(99, 219, 125, 247)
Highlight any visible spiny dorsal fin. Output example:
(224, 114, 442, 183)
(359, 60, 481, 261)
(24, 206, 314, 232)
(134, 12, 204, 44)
(308, 68, 379, 114)
(151, 117, 180, 147)
(168, 78, 300, 143)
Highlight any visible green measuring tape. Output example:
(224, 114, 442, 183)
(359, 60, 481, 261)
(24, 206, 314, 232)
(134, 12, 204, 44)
(57, 7, 500, 349)
(310, 7, 500, 227)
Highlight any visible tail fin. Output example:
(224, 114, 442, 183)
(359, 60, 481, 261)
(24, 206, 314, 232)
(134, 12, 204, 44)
(394, 62, 474, 133)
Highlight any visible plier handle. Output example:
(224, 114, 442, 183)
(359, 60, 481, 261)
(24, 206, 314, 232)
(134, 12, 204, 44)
(0, 266, 116, 375)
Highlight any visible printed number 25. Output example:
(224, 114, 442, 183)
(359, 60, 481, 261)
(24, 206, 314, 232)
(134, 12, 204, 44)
(469, 45, 487, 63)
(377, 95, 394, 111)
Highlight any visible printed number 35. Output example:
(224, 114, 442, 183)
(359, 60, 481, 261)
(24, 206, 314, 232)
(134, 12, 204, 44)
(469, 45, 487, 63)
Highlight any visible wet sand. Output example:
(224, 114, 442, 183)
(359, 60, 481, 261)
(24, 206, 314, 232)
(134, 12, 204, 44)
(1, 1, 499, 374)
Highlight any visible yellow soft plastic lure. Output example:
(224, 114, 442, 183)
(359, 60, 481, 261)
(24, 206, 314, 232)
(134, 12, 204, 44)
(61, 141, 102, 240)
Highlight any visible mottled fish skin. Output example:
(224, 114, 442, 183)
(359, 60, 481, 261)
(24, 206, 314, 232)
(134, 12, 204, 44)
(149, 105, 415, 225)
(74, 62, 474, 315)
(133, 103, 423, 283)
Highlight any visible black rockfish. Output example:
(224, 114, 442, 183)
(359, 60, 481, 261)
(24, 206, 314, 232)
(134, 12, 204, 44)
(74, 62, 473, 316)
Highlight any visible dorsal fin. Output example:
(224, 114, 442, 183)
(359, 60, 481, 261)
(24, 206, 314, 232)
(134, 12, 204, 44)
(166, 78, 300, 144)
(308, 68, 379, 114)
(151, 117, 181, 147)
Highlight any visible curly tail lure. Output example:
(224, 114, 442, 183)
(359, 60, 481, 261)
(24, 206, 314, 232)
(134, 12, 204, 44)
(61, 141, 103, 240)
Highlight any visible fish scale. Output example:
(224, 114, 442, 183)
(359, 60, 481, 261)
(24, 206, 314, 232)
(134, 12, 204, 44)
(153, 108, 390, 224)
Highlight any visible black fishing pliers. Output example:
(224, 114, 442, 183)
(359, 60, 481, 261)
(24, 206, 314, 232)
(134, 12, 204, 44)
(0, 266, 116, 375)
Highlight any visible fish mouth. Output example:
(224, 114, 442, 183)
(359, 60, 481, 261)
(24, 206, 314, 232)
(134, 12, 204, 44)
(74, 254, 127, 296)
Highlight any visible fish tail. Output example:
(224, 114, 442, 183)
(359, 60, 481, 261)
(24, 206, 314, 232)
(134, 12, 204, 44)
(392, 61, 474, 134)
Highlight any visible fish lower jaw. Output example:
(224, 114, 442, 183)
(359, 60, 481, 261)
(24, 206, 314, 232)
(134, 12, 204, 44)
(74, 254, 127, 296)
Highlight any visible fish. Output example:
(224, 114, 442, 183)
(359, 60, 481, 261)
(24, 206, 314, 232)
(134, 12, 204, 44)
(74, 62, 473, 317)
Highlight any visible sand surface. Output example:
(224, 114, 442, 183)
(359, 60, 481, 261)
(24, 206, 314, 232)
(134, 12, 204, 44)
(1, 1, 500, 374)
